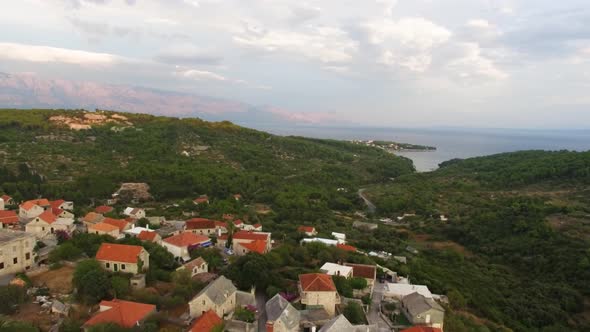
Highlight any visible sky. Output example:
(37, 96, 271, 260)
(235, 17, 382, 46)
(1, 0, 590, 128)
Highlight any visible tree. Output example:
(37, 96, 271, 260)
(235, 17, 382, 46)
(111, 275, 130, 299)
(73, 260, 111, 304)
(0, 286, 27, 315)
(350, 277, 368, 290)
(0, 316, 39, 332)
(49, 242, 82, 263)
(343, 302, 366, 324)
(189, 248, 223, 271)
(332, 276, 353, 298)
(234, 308, 256, 323)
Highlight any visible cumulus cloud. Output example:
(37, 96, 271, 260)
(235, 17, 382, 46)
(0, 42, 119, 66)
(234, 23, 358, 63)
(446, 43, 508, 80)
(364, 17, 452, 72)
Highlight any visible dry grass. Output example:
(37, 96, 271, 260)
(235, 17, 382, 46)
(30, 266, 75, 294)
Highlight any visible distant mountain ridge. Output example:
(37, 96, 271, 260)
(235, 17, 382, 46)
(0, 72, 326, 125)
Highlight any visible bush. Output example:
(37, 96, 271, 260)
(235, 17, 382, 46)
(234, 307, 256, 323)
(49, 242, 83, 263)
(0, 286, 27, 315)
(73, 260, 111, 304)
(350, 277, 368, 290)
(343, 302, 366, 324)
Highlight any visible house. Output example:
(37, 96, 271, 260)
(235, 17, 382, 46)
(25, 210, 71, 238)
(189, 309, 223, 332)
(222, 214, 234, 221)
(299, 273, 341, 317)
(50, 200, 74, 211)
(162, 232, 211, 262)
(0, 230, 36, 277)
(83, 212, 105, 226)
(225, 230, 272, 256)
(185, 218, 217, 236)
(103, 218, 131, 232)
(331, 232, 346, 244)
(344, 263, 377, 293)
(137, 230, 161, 243)
(301, 238, 339, 247)
(336, 244, 357, 252)
(52, 207, 74, 219)
(401, 292, 445, 330)
(1, 195, 15, 206)
(177, 257, 208, 277)
(242, 223, 262, 231)
(385, 283, 433, 300)
(233, 194, 242, 201)
(194, 195, 209, 205)
(95, 243, 149, 274)
(233, 220, 244, 229)
(318, 314, 378, 332)
(95, 205, 114, 214)
(123, 207, 146, 220)
(352, 221, 378, 231)
(0, 211, 19, 229)
(83, 299, 156, 330)
(401, 327, 442, 332)
(214, 221, 228, 234)
(320, 263, 353, 278)
(88, 222, 120, 238)
(298, 226, 318, 237)
(189, 275, 237, 318)
(19, 199, 50, 220)
(265, 294, 300, 332)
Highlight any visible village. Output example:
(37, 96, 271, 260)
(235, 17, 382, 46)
(0, 183, 447, 332)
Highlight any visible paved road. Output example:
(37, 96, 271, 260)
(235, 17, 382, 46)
(358, 188, 377, 214)
(367, 282, 393, 332)
(256, 289, 268, 332)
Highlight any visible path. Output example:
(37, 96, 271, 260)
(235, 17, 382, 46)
(367, 282, 393, 332)
(358, 188, 377, 214)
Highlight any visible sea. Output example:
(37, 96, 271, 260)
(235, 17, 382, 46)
(254, 126, 590, 172)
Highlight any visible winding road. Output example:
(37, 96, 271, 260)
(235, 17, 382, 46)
(358, 188, 377, 214)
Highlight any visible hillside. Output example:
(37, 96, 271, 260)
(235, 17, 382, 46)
(367, 151, 590, 331)
(0, 108, 414, 217)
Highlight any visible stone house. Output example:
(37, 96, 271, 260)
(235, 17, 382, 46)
(88, 222, 121, 238)
(0, 230, 36, 277)
(189, 275, 237, 318)
(265, 294, 300, 332)
(299, 273, 341, 317)
(177, 256, 208, 277)
(401, 292, 445, 330)
(162, 232, 211, 262)
(185, 218, 217, 236)
(95, 243, 149, 275)
(19, 199, 50, 221)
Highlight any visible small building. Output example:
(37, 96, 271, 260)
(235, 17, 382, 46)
(233, 194, 242, 201)
(1, 195, 15, 206)
(265, 294, 300, 332)
(123, 207, 146, 220)
(137, 230, 161, 243)
(50, 200, 74, 211)
(94, 205, 114, 214)
(189, 309, 223, 332)
(95, 243, 149, 274)
(225, 231, 272, 256)
(345, 263, 377, 294)
(83, 299, 156, 330)
(352, 221, 378, 231)
(298, 226, 318, 237)
(401, 292, 445, 330)
(83, 212, 105, 226)
(162, 232, 211, 262)
(331, 232, 346, 244)
(185, 218, 217, 236)
(19, 199, 50, 221)
(299, 273, 341, 317)
(25, 210, 71, 238)
(102, 217, 131, 232)
(0, 210, 20, 229)
(177, 257, 208, 277)
(193, 195, 209, 205)
(320, 263, 353, 278)
(0, 230, 36, 277)
(214, 221, 228, 234)
(233, 220, 244, 229)
(189, 275, 238, 318)
(318, 314, 378, 332)
(385, 283, 433, 300)
(336, 243, 357, 252)
(88, 222, 120, 238)
(301, 238, 339, 247)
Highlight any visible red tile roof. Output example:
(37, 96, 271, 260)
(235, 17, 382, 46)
(344, 263, 377, 279)
(233, 220, 243, 226)
(183, 257, 207, 271)
(83, 212, 103, 224)
(49, 200, 65, 209)
(336, 243, 357, 252)
(1, 195, 12, 202)
(186, 218, 216, 230)
(222, 214, 234, 221)
(20, 199, 50, 211)
(0, 210, 19, 224)
(298, 226, 315, 233)
(164, 232, 210, 248)
(240, 240, 268, 254)
(232, 230, 269, 241)
(84, 299, 155, 328)
(299, 273, 337, 292)
(194, 196, 209, 203)
(52, 207, 64, 216)
(103, 218, 129, 231)
(89, 222, 120, 233)
(96, 243, 144, 263)
(137, 230, 158, 242)
(37, 210, 57, 224)
(190, 309, 222, 332)
(214, 221, 228, 229)
(95, 205, 114, 214)
(253, 223, 262, 228)
(400, 327, 442, 332)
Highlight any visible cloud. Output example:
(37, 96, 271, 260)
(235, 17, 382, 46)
(177, 69, 226, 81)
(364, 17, 451, 72)
(234, 23, 358, 63)
(0, 42, 119, 66)
(446, 43, 508, 80)
(289, 3, 321, 25)
(266, 107, 337, 124)
(155, 44, 223, 66)
(375, 0, 398, 17)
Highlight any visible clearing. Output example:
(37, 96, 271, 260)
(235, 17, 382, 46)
(30, 266, 75, 294)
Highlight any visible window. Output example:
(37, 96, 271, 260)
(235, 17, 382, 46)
(0, 262, 4, 269)
(13, 257, 18, 264)
(106, 263, 110, 268)
(121, 264, 126, 270)
(202, 300, 205, 305)
(25, 252, 30, 260)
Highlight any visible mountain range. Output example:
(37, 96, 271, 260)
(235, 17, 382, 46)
(0, 72, 332, 126)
